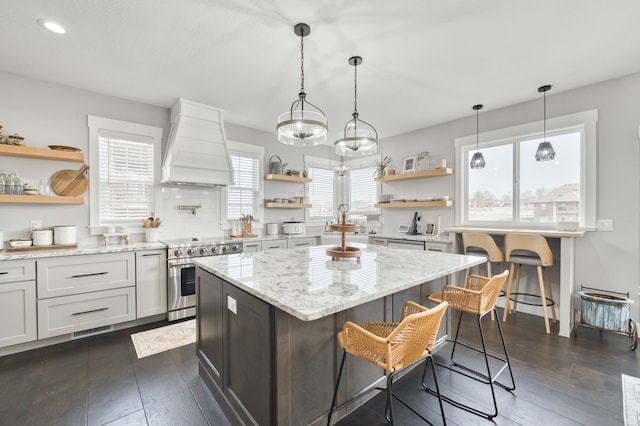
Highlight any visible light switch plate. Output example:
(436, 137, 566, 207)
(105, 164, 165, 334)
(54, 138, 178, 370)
(227, 295, 237, 314)
(30, 219, 41, 230)
(597, 219, 613, 232)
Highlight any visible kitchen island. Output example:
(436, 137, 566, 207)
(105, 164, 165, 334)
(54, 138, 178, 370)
(194, 244, 484, 426)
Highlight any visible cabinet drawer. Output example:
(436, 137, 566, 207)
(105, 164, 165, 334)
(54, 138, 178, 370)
(262, 240, 286, 250)
(0, 260, 36, 283)
(37, 287, 136, 339)
(37, 252, 135, 299)
(287, 237, 316, 248)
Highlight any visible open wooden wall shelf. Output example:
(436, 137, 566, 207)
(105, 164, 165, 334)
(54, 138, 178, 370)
(264, 203, 312, 209)
(264, 174, 311, 183)
(375, 168, 453, 182)
(0, 194, 84, 205)
(0, 144, 84, 162)
(374, 200, 453, 208)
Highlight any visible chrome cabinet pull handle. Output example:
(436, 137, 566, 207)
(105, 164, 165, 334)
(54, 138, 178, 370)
(0, 272, 8, 275)
(70, 272, 108, 278)
(72, 307, 109, 316)
(143, 253, 161, 256)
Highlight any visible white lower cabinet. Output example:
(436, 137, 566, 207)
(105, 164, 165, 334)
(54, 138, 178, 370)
(287, 237, 316, 248)
(0, 260, 37, 348)
(262, 240, 287, 250)
(136, 250, 167, 318)
(37, 287, 136, 339)
(243, 241, 262, 252)
(36, 252, 137, 339)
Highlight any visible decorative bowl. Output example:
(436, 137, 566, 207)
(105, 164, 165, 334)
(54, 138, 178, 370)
(9, 239, 32, 247)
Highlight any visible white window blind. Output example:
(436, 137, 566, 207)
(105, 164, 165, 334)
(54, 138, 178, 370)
(349, 166, 377, 215)
(98, 132, 154, 223)
(308, 166, 335, 219)
(227, 154, 259, 220)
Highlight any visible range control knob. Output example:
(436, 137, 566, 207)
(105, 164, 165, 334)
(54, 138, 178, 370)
(174, 250, 183, 257)
(211, 246, 220, 254)
(200, 247, 209, 255)
(187, 248, 195, 256)
(232, 244, 241, 251)
(221, 245, 228, 253)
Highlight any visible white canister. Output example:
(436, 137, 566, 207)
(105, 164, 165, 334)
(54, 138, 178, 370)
(266, 223, 279, 235)
(145, 228, 159, 242)
(32, 228, 53, 246)
(54, 225, 77, 245)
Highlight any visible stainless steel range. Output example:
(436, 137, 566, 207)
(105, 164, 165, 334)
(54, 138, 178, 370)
(163, 237, 243, 321)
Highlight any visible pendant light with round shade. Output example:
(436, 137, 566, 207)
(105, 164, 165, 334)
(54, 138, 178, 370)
(276, 23, 328, 146)
(469, 104, 485, 169)
(334, 56, 378, 157)
(535, 84, 556, 161)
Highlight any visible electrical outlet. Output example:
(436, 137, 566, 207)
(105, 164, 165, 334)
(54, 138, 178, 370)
(597, 219, 613, 232)
(30, 219, 42, 230)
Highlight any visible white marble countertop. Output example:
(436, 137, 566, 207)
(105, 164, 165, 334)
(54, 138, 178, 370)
(194, 243, 484, 322)
(367, 233, 453, 243)
(446, 226, 586, 238)
(0, 241, 166, 261)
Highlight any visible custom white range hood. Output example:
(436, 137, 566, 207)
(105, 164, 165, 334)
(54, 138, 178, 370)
(161, 98, 233, 187)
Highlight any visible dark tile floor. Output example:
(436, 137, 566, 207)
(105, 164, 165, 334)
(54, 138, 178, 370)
(0, 311, 637, 425)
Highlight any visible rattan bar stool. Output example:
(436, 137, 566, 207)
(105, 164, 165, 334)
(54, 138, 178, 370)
(502, 233, 557, 334)
(424, 270, 515, 420)
(327, 301, 449, 426)
(462, 232, 504, 283)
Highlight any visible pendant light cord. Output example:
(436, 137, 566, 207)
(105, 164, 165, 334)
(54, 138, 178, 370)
(543, 89, 546, 140)
(299, 31, 305, 94)
(353, 63, 358, 115)
(476, 108, 479, 151)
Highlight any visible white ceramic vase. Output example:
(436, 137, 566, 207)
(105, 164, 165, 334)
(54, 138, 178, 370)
(145, 228, 159, 242)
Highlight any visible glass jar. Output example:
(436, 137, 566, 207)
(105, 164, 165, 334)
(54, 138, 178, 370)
(0, 171, 7, 194)
(9, 171, 23, 195)
(417, 151, 434, 170)
(39, 179, 51, 196)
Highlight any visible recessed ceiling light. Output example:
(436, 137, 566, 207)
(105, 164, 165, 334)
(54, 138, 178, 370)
(37, 19, 66, 34)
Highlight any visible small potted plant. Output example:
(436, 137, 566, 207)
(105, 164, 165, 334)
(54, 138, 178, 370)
(374, 156, 392, 178)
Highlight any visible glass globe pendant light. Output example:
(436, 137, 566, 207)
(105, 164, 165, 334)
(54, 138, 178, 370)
(469, 104, 485, 169)
(334, 56, 378, 157)
(535, 84, 556, 161)
(335, 154, 349, 177)
(276, 23, 328, 146)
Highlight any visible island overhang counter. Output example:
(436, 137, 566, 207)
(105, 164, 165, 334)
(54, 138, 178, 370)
(194, 244, 485, 426)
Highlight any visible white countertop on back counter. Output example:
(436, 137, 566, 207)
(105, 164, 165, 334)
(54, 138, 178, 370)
(367, 233, 453, 243)
(194, 243, 484, 321)
(0, 241, 167, 261)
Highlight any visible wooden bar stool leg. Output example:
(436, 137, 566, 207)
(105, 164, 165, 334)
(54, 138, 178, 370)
(544, 267, 557, 322)
(537, 265, 551, 334)
(512, 265, 522, 313)
(487, 262, 496, 321)
(503, 264, 516, 322)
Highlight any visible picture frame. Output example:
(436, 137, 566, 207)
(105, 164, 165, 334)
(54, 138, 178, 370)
(402, 156, 417, 173)
(424, 223, 436, 236)
(397, 224, 410, 233)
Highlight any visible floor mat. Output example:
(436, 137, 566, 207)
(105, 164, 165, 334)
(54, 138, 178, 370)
(130, 319, 196, 358)
(623, 373, 640, 426)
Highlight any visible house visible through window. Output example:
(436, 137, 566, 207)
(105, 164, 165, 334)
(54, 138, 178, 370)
(456, 109, 597, 228)
(88, 116, 162, 234)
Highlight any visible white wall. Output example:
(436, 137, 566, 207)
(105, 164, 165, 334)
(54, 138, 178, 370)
(379, 72, 640, 319)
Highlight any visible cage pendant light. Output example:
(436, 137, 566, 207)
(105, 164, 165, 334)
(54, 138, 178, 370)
(276, 23, 328, 146)
(334, 56, 378, 157)
(535, 84, 556, 161)
(469, 104, 485, 169)
(335, 154, 349, 176)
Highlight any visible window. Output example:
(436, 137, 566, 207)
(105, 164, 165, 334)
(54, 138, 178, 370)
(456, 110, 597, 228)
(225, 141, 263, 222)
(88, 116, 162, 234)
(347, 166, 377, 222)
(305, 155, 379, 223)
(308, 166, 335, 220)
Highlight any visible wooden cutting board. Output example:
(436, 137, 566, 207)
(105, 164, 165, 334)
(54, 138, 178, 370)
(51, 164, 89, 196)
(5, 244, 78, 253)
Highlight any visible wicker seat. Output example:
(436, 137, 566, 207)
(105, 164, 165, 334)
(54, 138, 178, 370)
(425, 270, 515, 420)
(327, 301, 448, 425)
(502, 233, 556, 333)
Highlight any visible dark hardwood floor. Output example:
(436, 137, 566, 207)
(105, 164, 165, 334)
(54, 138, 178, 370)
(0, 310, 637, 425)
